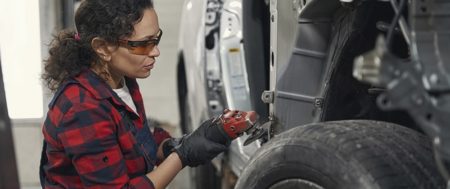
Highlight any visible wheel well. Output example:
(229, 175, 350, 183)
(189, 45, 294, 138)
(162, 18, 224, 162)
(177, 52, 189, 134)
(321, 2, 421, 132)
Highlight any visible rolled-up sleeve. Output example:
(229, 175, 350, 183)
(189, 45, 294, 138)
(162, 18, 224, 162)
(58, 100, 154, 189)
(153, 127, 172, 147)
(152, 127, 172, 165)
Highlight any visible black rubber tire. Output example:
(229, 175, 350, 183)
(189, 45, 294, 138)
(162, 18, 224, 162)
(235, 120, 445, 189)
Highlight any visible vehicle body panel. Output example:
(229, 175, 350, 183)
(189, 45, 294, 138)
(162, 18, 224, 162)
(271, 0, 341, 131)
(219, 0, 261, 175)
(178, 0, 260, 176)
(179, 0, 210, 127)
(179, 0, 450, 186)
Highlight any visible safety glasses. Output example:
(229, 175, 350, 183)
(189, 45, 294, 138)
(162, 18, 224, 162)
(118, 29, 163, 55)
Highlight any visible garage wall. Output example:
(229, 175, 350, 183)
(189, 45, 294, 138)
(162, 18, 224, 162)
(137, 0, 183, 127)
(7, 0, 184, 187)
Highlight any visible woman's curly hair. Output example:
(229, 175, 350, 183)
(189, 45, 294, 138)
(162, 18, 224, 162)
(42, 0, 154, 91)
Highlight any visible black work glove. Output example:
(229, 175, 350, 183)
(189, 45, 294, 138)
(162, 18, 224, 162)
(171, 118, 232, 167)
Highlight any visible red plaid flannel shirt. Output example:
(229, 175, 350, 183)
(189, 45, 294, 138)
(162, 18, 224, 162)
(40, 69, 171, 188)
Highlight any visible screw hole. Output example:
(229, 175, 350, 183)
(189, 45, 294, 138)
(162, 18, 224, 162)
(425, 113, 433, 121)
(421, 6, 427, 13)
(271, 52, 275, 67)
(381, 98, 389, 106)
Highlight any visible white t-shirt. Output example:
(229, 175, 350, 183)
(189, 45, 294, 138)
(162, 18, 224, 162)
(113, 82, 138, 115)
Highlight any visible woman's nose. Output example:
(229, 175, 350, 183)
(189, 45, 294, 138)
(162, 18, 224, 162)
(148, 45, 160, 57)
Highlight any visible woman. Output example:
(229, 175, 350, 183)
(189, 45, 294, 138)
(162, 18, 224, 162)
(40, 0, 232, 188)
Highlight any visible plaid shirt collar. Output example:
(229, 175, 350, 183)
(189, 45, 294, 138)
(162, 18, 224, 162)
(49, 68, 146, 119)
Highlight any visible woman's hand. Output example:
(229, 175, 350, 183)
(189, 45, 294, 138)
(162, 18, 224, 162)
(172, 118, 232, 167)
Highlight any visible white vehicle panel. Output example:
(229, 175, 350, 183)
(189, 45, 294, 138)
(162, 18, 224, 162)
(180, 0, 210, 128)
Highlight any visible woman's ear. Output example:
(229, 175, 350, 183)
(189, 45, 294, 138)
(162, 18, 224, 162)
(91, 37, 112, 62)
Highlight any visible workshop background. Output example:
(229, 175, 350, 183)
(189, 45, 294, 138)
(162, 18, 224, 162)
(0, 0, 190, 188)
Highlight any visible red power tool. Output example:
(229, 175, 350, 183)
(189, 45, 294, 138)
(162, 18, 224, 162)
(213, 109, 268, 145)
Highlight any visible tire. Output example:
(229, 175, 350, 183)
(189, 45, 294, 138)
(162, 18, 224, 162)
(235, 120, 445, 189)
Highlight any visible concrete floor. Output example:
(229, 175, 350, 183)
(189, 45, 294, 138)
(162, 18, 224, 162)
(15, 0, 193, 188)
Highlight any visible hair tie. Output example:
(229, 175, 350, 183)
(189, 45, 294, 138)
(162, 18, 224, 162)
(74, 33, 81, 41)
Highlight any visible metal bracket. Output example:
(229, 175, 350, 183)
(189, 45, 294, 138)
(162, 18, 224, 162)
(261, 90, 275, 104)
(354, 10, 450, 181)
(354, 35, 450, 155)
(314, 98, 323, 109)
(410, 0, 450, 91)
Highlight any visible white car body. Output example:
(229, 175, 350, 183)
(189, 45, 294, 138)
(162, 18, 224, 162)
(178, 0, 260, 177)
(178, 0, 210, 127)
